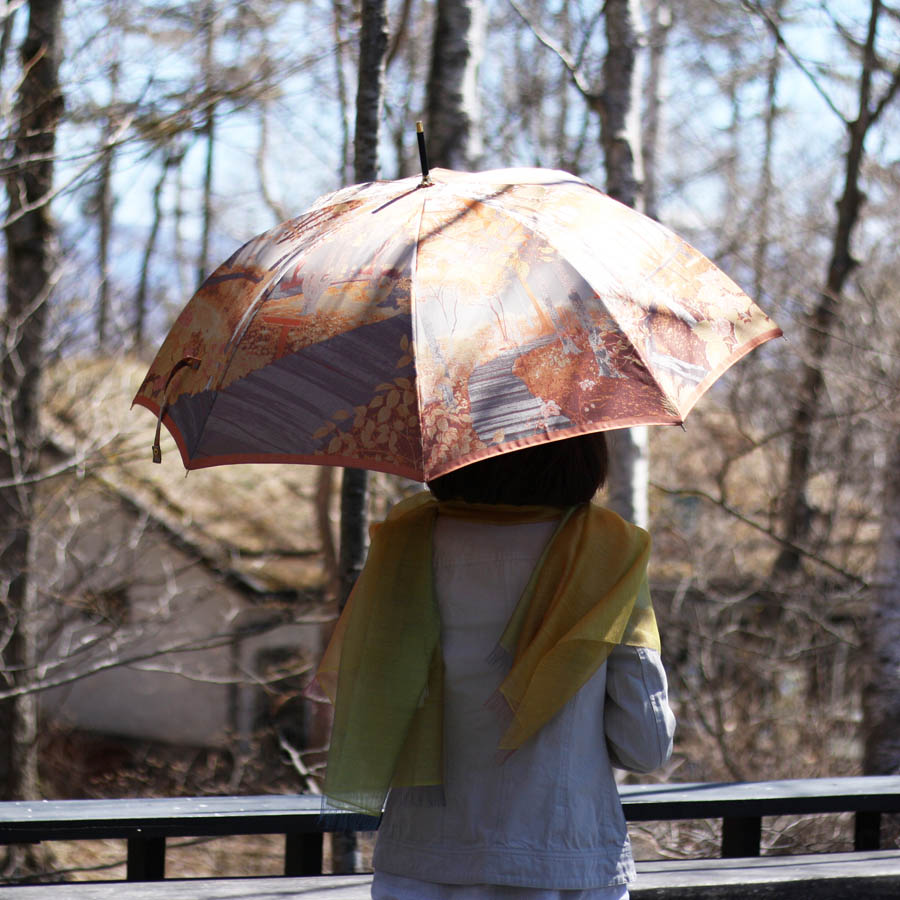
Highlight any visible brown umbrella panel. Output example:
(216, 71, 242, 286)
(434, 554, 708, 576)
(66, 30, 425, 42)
(133, 168, 782, 482)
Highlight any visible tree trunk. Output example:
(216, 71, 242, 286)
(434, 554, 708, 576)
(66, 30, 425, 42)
(601, 0, 643, 208)
(605, 428, 649, 528)
(332, 0, 353, 185)
(330, 0, 389, 875)
(600, 0, 649, 527)
(197, 1, 217, 290)
(315, 467, 339, 598)
(339, 0, 388, 613)
(96, 141, 114, 348)
(863, 427, 900, 843)
(774, 0, 881, 574)
(0, 5, 17, 77)
(352, 0, 388, 186)
(426, 0, 484, 169)
(1, 0, 62, 874)
(134, 152, 172, 352)
(641, 0, 669, 223)
(752, 0, 783, 303)
(95, 57, 119, 351)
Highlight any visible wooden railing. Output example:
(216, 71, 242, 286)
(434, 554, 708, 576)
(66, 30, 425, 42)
(1, 776, 899, 894)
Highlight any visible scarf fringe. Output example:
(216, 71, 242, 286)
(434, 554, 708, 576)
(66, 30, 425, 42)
(318, 796, 382, 830)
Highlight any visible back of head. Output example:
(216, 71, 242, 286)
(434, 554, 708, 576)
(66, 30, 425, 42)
(427, 433, 608, 507)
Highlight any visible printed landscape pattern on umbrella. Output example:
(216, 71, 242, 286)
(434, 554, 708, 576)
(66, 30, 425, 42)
(135, 169, 781, 481)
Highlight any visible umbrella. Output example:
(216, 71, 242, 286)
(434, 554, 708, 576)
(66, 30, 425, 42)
(133, 166, 781, 482)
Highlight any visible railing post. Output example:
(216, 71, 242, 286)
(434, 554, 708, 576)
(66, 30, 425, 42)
(284, 832, 323, 875)
(721, 816, 761, 857)
(126, 835, 166, 880)
(855, 810, 881, 850)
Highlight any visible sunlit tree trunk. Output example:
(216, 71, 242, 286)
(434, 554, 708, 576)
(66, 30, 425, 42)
(426, 0, 484, 170)
(0, 0, 62, 875)
(197, 0, 218, 289)
(641, 0, 669, 223)
(0, 5, 16, 78)
(600, 0, 649, 528)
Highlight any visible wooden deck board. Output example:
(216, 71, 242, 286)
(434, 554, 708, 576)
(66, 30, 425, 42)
(0, 874, 371, 899)
(2, 851, 899, 900)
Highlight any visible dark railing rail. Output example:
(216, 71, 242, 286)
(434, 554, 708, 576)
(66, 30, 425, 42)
(617, 776, 900, 858)
(0, 776, 898, 882)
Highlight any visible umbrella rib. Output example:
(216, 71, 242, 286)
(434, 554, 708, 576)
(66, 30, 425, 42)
(409, 185, 429, 479)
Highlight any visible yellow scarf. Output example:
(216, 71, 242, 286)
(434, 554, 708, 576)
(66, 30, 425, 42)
(316, 492, 659, 816)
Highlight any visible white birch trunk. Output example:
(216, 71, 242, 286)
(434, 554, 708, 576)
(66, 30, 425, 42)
(426, 0, 485, 169)
(601, 0, 649, 528)
(605, 427, 649, 529)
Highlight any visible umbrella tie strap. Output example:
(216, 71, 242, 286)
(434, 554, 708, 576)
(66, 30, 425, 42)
(152, 356, 201, 463)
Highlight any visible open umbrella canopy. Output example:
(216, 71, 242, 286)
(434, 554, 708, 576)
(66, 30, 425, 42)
(134, 167, 782, 482)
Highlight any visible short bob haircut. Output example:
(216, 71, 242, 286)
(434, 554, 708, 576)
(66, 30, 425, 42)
(427, 433, 608, 507)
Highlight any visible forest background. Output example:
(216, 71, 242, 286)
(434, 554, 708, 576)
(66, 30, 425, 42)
(1, 0, 900, 881)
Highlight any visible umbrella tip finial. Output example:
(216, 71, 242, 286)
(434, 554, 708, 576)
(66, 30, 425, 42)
(415, 121, 432, 186)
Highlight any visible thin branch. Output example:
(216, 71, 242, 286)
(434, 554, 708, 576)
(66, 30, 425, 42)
(870, 58, 900, 122)
(0, 615, 329, 701)
(132, 659, 314, 687)
(277, 728, 322, 794)
(2, 111, 135, 230)
(651, 483, 868, 586)
(0, 434, 125, 490)
(0, 631, 239, 700)
(507, 0, 601, 108)
(255, 102, 289, 222)
(386, 0, 414, 69)
(742, 0, 846, 123)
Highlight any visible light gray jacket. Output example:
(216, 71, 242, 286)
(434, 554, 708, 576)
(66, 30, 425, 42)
(373, 516, 677, 889)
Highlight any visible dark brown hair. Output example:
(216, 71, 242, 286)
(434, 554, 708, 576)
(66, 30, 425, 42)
(427, 433, 608, 507)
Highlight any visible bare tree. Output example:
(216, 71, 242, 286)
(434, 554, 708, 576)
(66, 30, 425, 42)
(864, 426, 900, 790)
(331, 0, 389, 876)
(0, 0, 63, 874)
(338, 0, 390, 614)
(765, 0, 900, 573)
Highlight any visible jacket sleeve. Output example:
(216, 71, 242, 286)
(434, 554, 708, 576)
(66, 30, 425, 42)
(604, 645, 676, 773)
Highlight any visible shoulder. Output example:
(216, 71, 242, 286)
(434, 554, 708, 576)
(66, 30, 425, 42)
(583, 502, 651, 552)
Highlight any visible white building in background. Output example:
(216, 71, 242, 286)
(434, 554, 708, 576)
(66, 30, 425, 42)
(34, 358, 342, 752)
